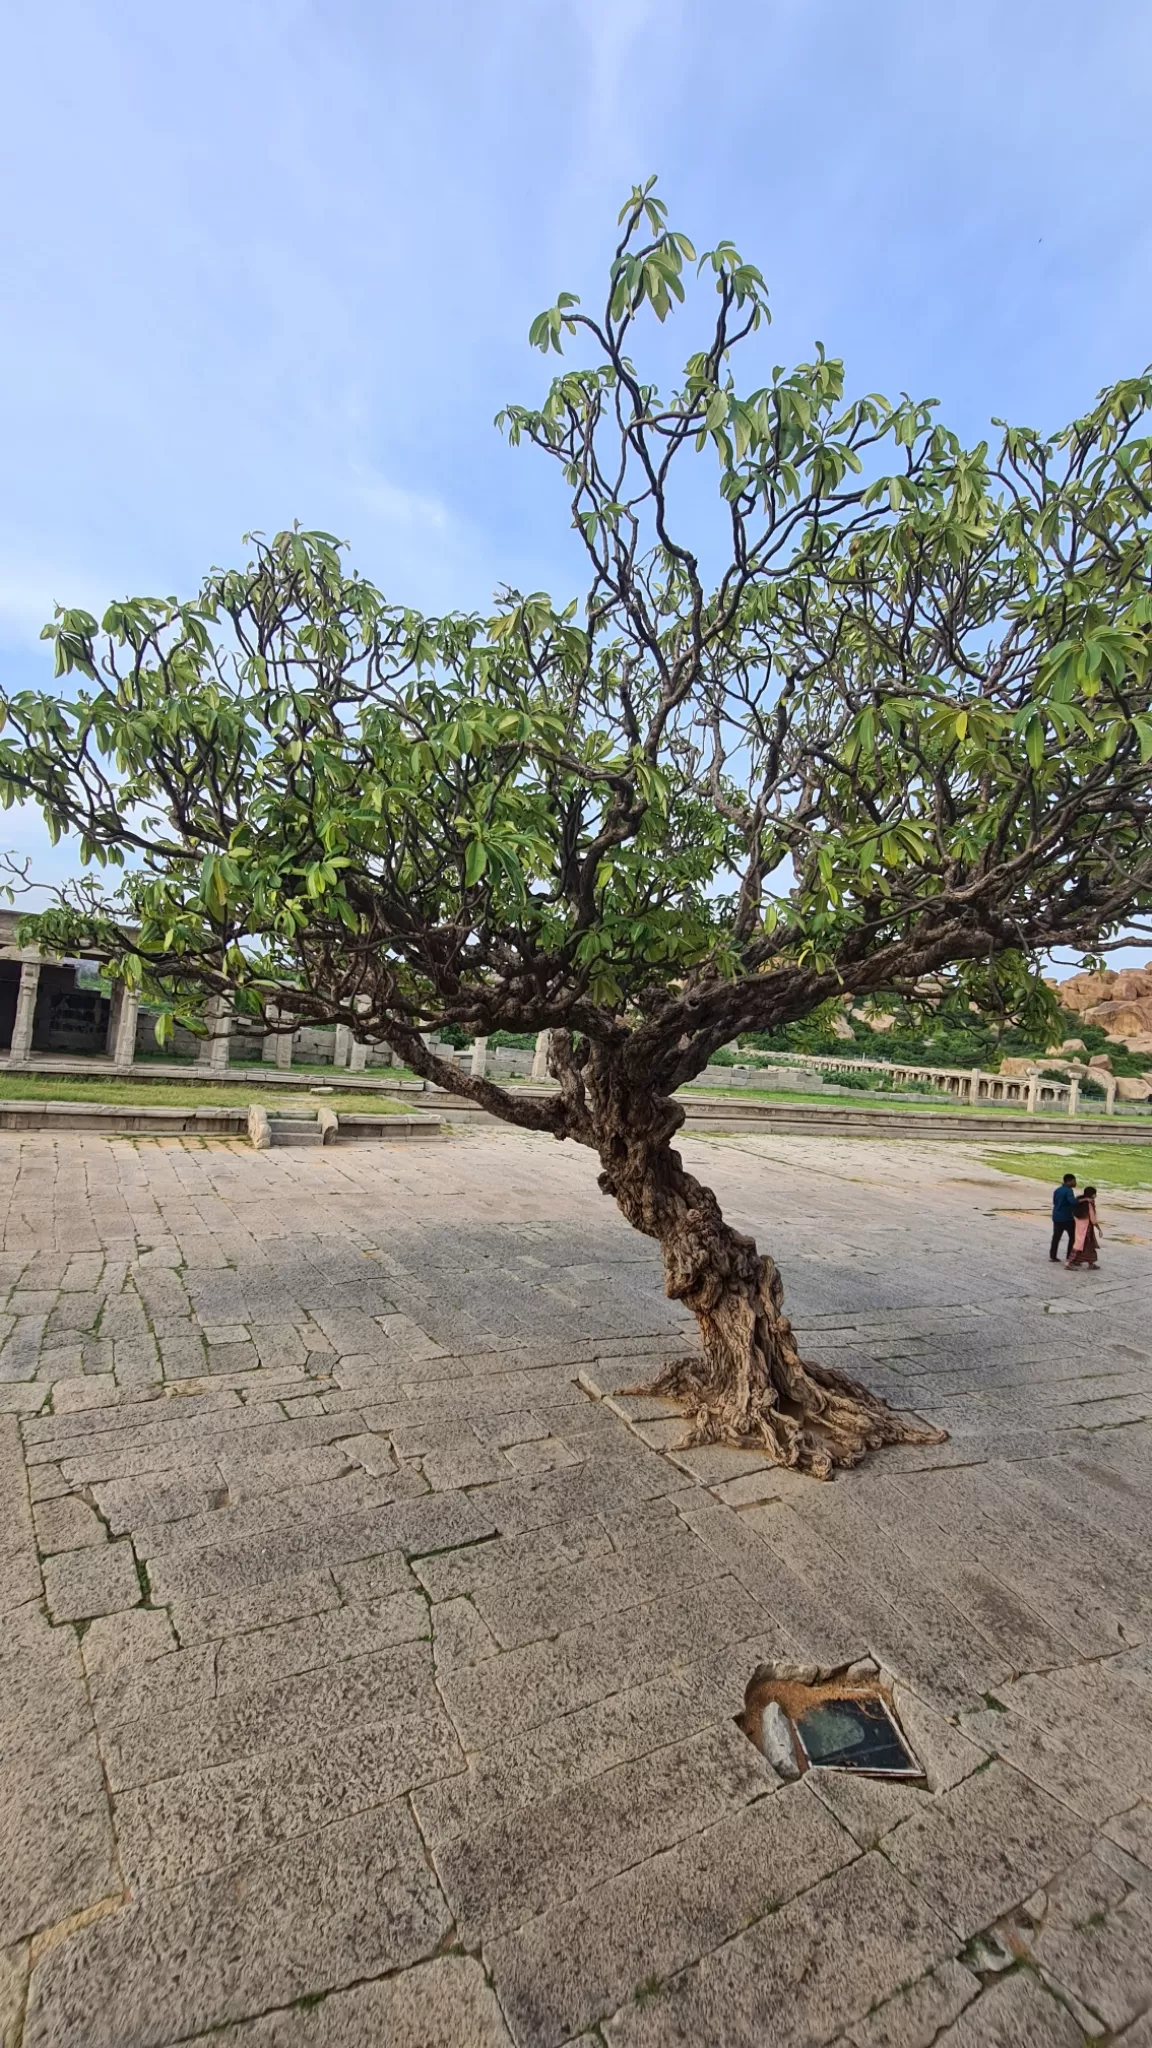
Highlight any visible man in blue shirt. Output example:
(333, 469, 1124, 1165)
(1051, 1173, 1078, 1261)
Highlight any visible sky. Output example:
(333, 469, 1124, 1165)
(2, 0, 1151, 973)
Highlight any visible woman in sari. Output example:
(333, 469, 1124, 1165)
(1066, 1184, 1101, 1269)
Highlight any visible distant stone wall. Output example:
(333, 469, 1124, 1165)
(698, 1065, 822, 1092)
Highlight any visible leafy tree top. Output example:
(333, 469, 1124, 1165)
(3, 178, 1152, 1109)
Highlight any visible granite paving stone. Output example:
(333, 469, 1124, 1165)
(0, 1940, 29, 2048)
(3, 1125, 1150, 2047)
(31, 1490, 107, 1552)
(487, 1781, 856, 2048)
(602, 1851, 955, 2048)
(1104, 1800, 1152, 1873)
(211, 1589, 430, 1689)
(929, 1970, 1086, 2046)
(145, 1487, 495, 1600)
(881, 1760, 1091, 1939)
(113, 1707, 463, 1886)
(437, 1573, 766, 1748)
(177, 1956, 514, 2047)
(432, 1719, 775, 1944)
(99, 1637, 440, 1788)
(414, 1656, 772, 1848)
(845, 1958, 981, 2048)
(1024, 1852, 1152, 2033)
(0, 1738, 121, 1946)
(23, 1802, 451, 2048)
(42, 1539, 141, 1621)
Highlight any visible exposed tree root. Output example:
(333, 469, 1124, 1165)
(625, 1345, 945, 1480)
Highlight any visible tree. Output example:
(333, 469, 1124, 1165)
(4, 180, 1152, 1475)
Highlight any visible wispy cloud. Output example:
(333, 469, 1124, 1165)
(351, 472, 450, 535)
(573, 0, 667, 148)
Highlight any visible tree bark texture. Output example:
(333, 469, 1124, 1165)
(592, 1073, 945, 1479)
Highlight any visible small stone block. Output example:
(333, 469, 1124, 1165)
(43, 1543, 141, 1622)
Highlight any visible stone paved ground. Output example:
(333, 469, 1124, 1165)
(1, 1125, 1151, 2048)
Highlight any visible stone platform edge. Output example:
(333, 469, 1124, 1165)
(0, 1100, 443, 1141)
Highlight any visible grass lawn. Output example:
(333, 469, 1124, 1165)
(981, 1145, 1152, 1190)
(0, 1075, 415, 1113)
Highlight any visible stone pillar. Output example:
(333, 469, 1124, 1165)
(333, 1024, 353, 1070)
(108, 986, 139, 1071)
(198, 994, 232, 1071)
(261, 1003, 293, 1068)
(1104, 1076, 1117, 1117)
(470, 1035, 488, 1079)
(1026, 1066, 1039, 1115)
(348, 996, 371, 1072)
(531, 1029, 552, 1082)
(8, 959, 40, 1064)
(968, 1068, 981, 1103)
(1067, 1074, 1080, 1117)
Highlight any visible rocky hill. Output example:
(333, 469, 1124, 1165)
(1049, 965, 1152, 1051)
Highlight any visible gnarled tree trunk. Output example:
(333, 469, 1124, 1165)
(591, 1071, 945, 1479)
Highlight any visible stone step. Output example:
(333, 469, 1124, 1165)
(267, 1116, 324, 1146)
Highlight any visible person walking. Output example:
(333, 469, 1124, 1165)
(1066, 1185, 1102, 1269)
(1050, 1172, 1078, 1262)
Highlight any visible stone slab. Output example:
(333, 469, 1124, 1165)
(1027, 1852, 1152, 2033)
(145, 1489, 495, 1601)
(437, 1574, 766, 1750)
(0, 1737, 120, 1946)
(42, 1541, 141, 1622)
(882, 1761, 1091, 1939)
(602, 1850, 954, 2048)
(433, 1719, 774, 1944)
(24, 1803, 450, 2048)
(931, 1970, 1085, 2046)
(178, 1956, 513, 2047)
(846, 1958, 981, 2048)
(100, 1639, 439, 1789)
(113, 1707, 463, 1887)
(489, 1781, 855, 2047)
(212, 1591, 430, 1691)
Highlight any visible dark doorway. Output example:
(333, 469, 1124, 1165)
(0, 963, 20, 1050)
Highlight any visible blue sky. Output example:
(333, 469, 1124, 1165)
(2, 0, 1151, 971)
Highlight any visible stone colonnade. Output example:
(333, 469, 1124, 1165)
(800, 1053, 1117, 1117)
(255, 1002, 376, 1074)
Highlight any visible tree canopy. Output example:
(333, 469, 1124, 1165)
(5, 180, 1152, 1103)
(6, 180, 1152, 1094)
(3, 181, 1152, 1470)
